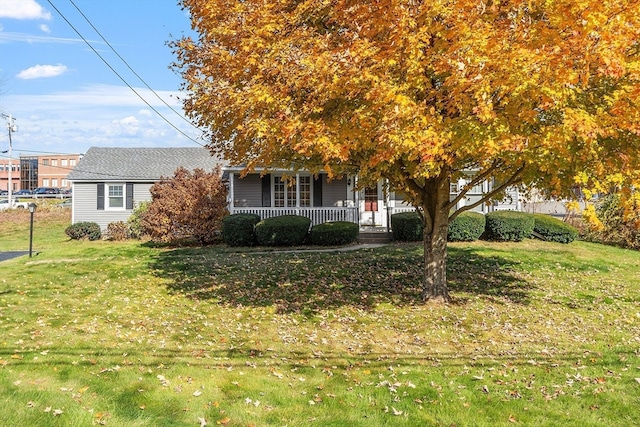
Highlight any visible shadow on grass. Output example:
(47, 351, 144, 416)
(148, 243, 531, 314)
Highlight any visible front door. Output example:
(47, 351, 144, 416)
(360, 184, 385, 226)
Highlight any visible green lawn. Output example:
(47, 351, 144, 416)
(1, 209, 639, 426)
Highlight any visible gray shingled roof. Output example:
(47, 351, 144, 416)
(67, 147, 223, 182)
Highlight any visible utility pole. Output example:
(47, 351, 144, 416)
(2, 113, 17, 206)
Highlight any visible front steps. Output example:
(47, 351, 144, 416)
(358, 229, 392, 244)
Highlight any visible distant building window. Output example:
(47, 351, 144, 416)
(52, 179, 58, 187)
(52, 160, 58, 167)
(43, 179, 50, 186)
(62, 179, 68, 187)
(61, 159, 68, 167)
(42, 159, 50, 166)
(70, 159, 76, 166)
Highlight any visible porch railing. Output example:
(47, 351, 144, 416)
(231, 207, 358, 226)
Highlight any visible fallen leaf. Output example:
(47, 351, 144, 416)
(198, 416, 207, 427)
(217, 417, 231, 425)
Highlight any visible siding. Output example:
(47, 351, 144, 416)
(73, 182, 153, 230)
(323, 177, 349, 207)
(233, 174, 262, 207)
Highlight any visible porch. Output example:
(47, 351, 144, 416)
(229, 206, 417, 227)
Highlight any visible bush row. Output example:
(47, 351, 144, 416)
(390, 210, 578, 244)
(222, 214, 359, 247)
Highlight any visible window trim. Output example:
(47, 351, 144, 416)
(106, 182, 126, 210)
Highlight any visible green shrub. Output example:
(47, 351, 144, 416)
(255, 215, 311, 246)
(484, 211, 534, 242)
(532, 214, 578, 243)
(127, 201, 150, 239)
(105, 221, 130, 241)
(310, 221, 359, 246)
(65, 222, 102, 241)
(222, 213, 261, 246)
(448, 211, 486, 242)
(391, 211, 423, 241)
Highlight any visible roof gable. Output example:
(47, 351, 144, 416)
(67, 147, 222, 181)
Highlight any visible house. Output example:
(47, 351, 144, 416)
(67, 146, 521, 231)
(66, 147, 221, 230)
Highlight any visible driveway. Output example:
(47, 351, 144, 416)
(0, 251, 29, 262)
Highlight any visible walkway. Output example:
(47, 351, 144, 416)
(0, 251, 29, 262)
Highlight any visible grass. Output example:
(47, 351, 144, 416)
(1, 209, 639, 426)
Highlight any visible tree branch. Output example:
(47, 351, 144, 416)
(449, 162, 527, 221)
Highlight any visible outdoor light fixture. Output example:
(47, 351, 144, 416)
(28, 203, 37, 257)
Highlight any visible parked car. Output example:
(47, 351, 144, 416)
(0, 190, 8, 196)
(14, 189, 33, 195)
(33, 187, 60, 195)
(0, 199, 31, 210)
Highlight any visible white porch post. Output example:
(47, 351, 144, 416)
(295, 173, 300, 215)
(229, 172, 235, 214)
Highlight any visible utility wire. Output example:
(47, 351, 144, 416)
(68, 0, 198, 130)
(45, 0, 206, 148)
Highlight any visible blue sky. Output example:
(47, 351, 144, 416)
(0, 0, 204, 158)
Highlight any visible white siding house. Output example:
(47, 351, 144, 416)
(68, 146, 525, 231)
(67, 147, 222, 230)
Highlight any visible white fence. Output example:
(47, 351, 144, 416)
(231, 207, 359, 226)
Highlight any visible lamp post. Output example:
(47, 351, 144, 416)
(28, 203, 37, 257)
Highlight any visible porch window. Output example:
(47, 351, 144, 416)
(273, 175, 311, 207)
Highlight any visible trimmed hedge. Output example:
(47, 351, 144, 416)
(533, 214, 578, 243)
(391, 211, 423, 241)
(65, 222, 102, 241)
(255, 215, 311, 246)
(310, 221, 359, 246)
(222, 213, 261, 246)
(448, 211, 486, 242)
(484, 211, 534, 242)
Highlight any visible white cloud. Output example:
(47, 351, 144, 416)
(17, 64, 68, 79)
(39, 24, 50, 34)
(116, 116, 139, 126)
(0, 0, 51, 20)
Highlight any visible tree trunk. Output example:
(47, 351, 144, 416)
(422, 213, 450, 302)
(420, 174, 451, 303)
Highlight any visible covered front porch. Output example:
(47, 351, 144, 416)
(225, 169, 416, 227)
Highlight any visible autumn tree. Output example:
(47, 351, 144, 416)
(141, 166, 228, 244)
(172, 0, 640, 301)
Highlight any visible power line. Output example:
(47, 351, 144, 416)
(67, 0, 198, 130)
(45, 0, 206, 148)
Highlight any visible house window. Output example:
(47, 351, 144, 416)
(108, 184, 124, 209)
(299, 176, 311, 207)
(273, 175, 311, 207)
